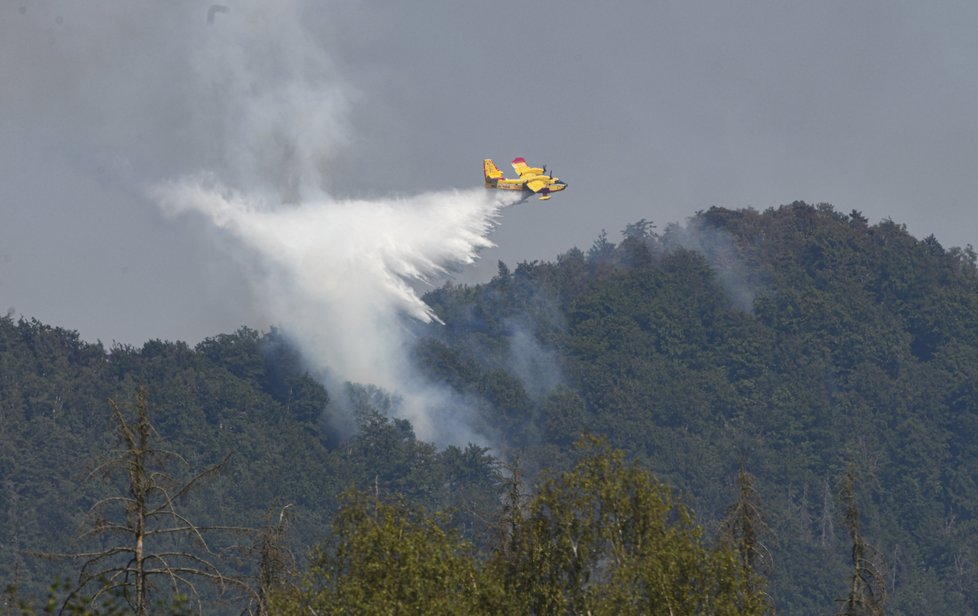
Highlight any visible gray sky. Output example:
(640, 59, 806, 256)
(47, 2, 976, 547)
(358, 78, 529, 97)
(3, 1, 977, 345)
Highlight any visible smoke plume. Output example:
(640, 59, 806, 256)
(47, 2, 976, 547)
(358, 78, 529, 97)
(659, 219, 761, 313)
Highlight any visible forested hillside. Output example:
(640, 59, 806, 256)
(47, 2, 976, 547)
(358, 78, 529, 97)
(0, 325, 498, 611)
(3, 202, 977, 614)
(419, 202, 978, 614)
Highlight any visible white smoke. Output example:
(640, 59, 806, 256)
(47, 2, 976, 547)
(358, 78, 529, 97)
(659, 219, 761, 313)
(186, 2, 350, 201)
(146, 0, 520, 444)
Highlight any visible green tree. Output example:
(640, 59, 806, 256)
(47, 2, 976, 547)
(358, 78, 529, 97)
(492, 438, 766, 615)
(275, 493, 488, 615)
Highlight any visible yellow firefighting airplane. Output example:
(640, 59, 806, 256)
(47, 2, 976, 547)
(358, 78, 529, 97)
(483, 157, 568, 201)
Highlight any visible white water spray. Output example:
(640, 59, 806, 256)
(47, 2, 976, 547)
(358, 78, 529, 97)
(139, 0, 520, 444)
(155, 179, 519, 443)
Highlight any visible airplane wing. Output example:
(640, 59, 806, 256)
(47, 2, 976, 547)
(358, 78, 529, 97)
(511, 157, 545, 178)
(526, 179, 550, 193)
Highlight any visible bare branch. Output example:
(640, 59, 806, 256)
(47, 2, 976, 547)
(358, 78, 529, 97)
(46, 387, 250, 615)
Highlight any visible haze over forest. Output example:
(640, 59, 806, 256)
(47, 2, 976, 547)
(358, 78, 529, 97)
(2, 2, 977, 615)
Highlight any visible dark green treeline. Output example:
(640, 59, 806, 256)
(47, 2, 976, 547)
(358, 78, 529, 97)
(2, 202, 977, 613)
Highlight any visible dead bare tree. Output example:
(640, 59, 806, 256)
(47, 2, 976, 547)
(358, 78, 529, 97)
(836, 469, 887, 616)
(249, 504, 297, 616)
(49, 387, 250, 614)
(495, 455, 527, 559)
(720, 461, 775, 614)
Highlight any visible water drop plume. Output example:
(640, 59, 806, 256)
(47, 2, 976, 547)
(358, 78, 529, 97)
(156, 178, 520, 444)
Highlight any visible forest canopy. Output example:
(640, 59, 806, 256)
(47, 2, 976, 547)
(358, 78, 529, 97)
(2, 203, 977, 614)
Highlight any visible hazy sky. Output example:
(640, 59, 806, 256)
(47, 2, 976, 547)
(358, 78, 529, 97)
(3, 1, 977, 345)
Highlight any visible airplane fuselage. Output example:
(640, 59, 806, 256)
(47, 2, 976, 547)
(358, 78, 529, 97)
(483, 158, 568, 201)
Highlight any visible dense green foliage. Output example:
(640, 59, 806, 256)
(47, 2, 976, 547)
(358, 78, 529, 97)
(0, 325, 497, 611)
(3, 202, 978, 613)
(419, 203, 978, 614)
(275, 494, 487, 615)
(275, 441, 764, 615)
(491, 439, 763, 615)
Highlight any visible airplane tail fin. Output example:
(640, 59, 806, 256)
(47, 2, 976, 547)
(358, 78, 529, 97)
(484, 159, 504, 186)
